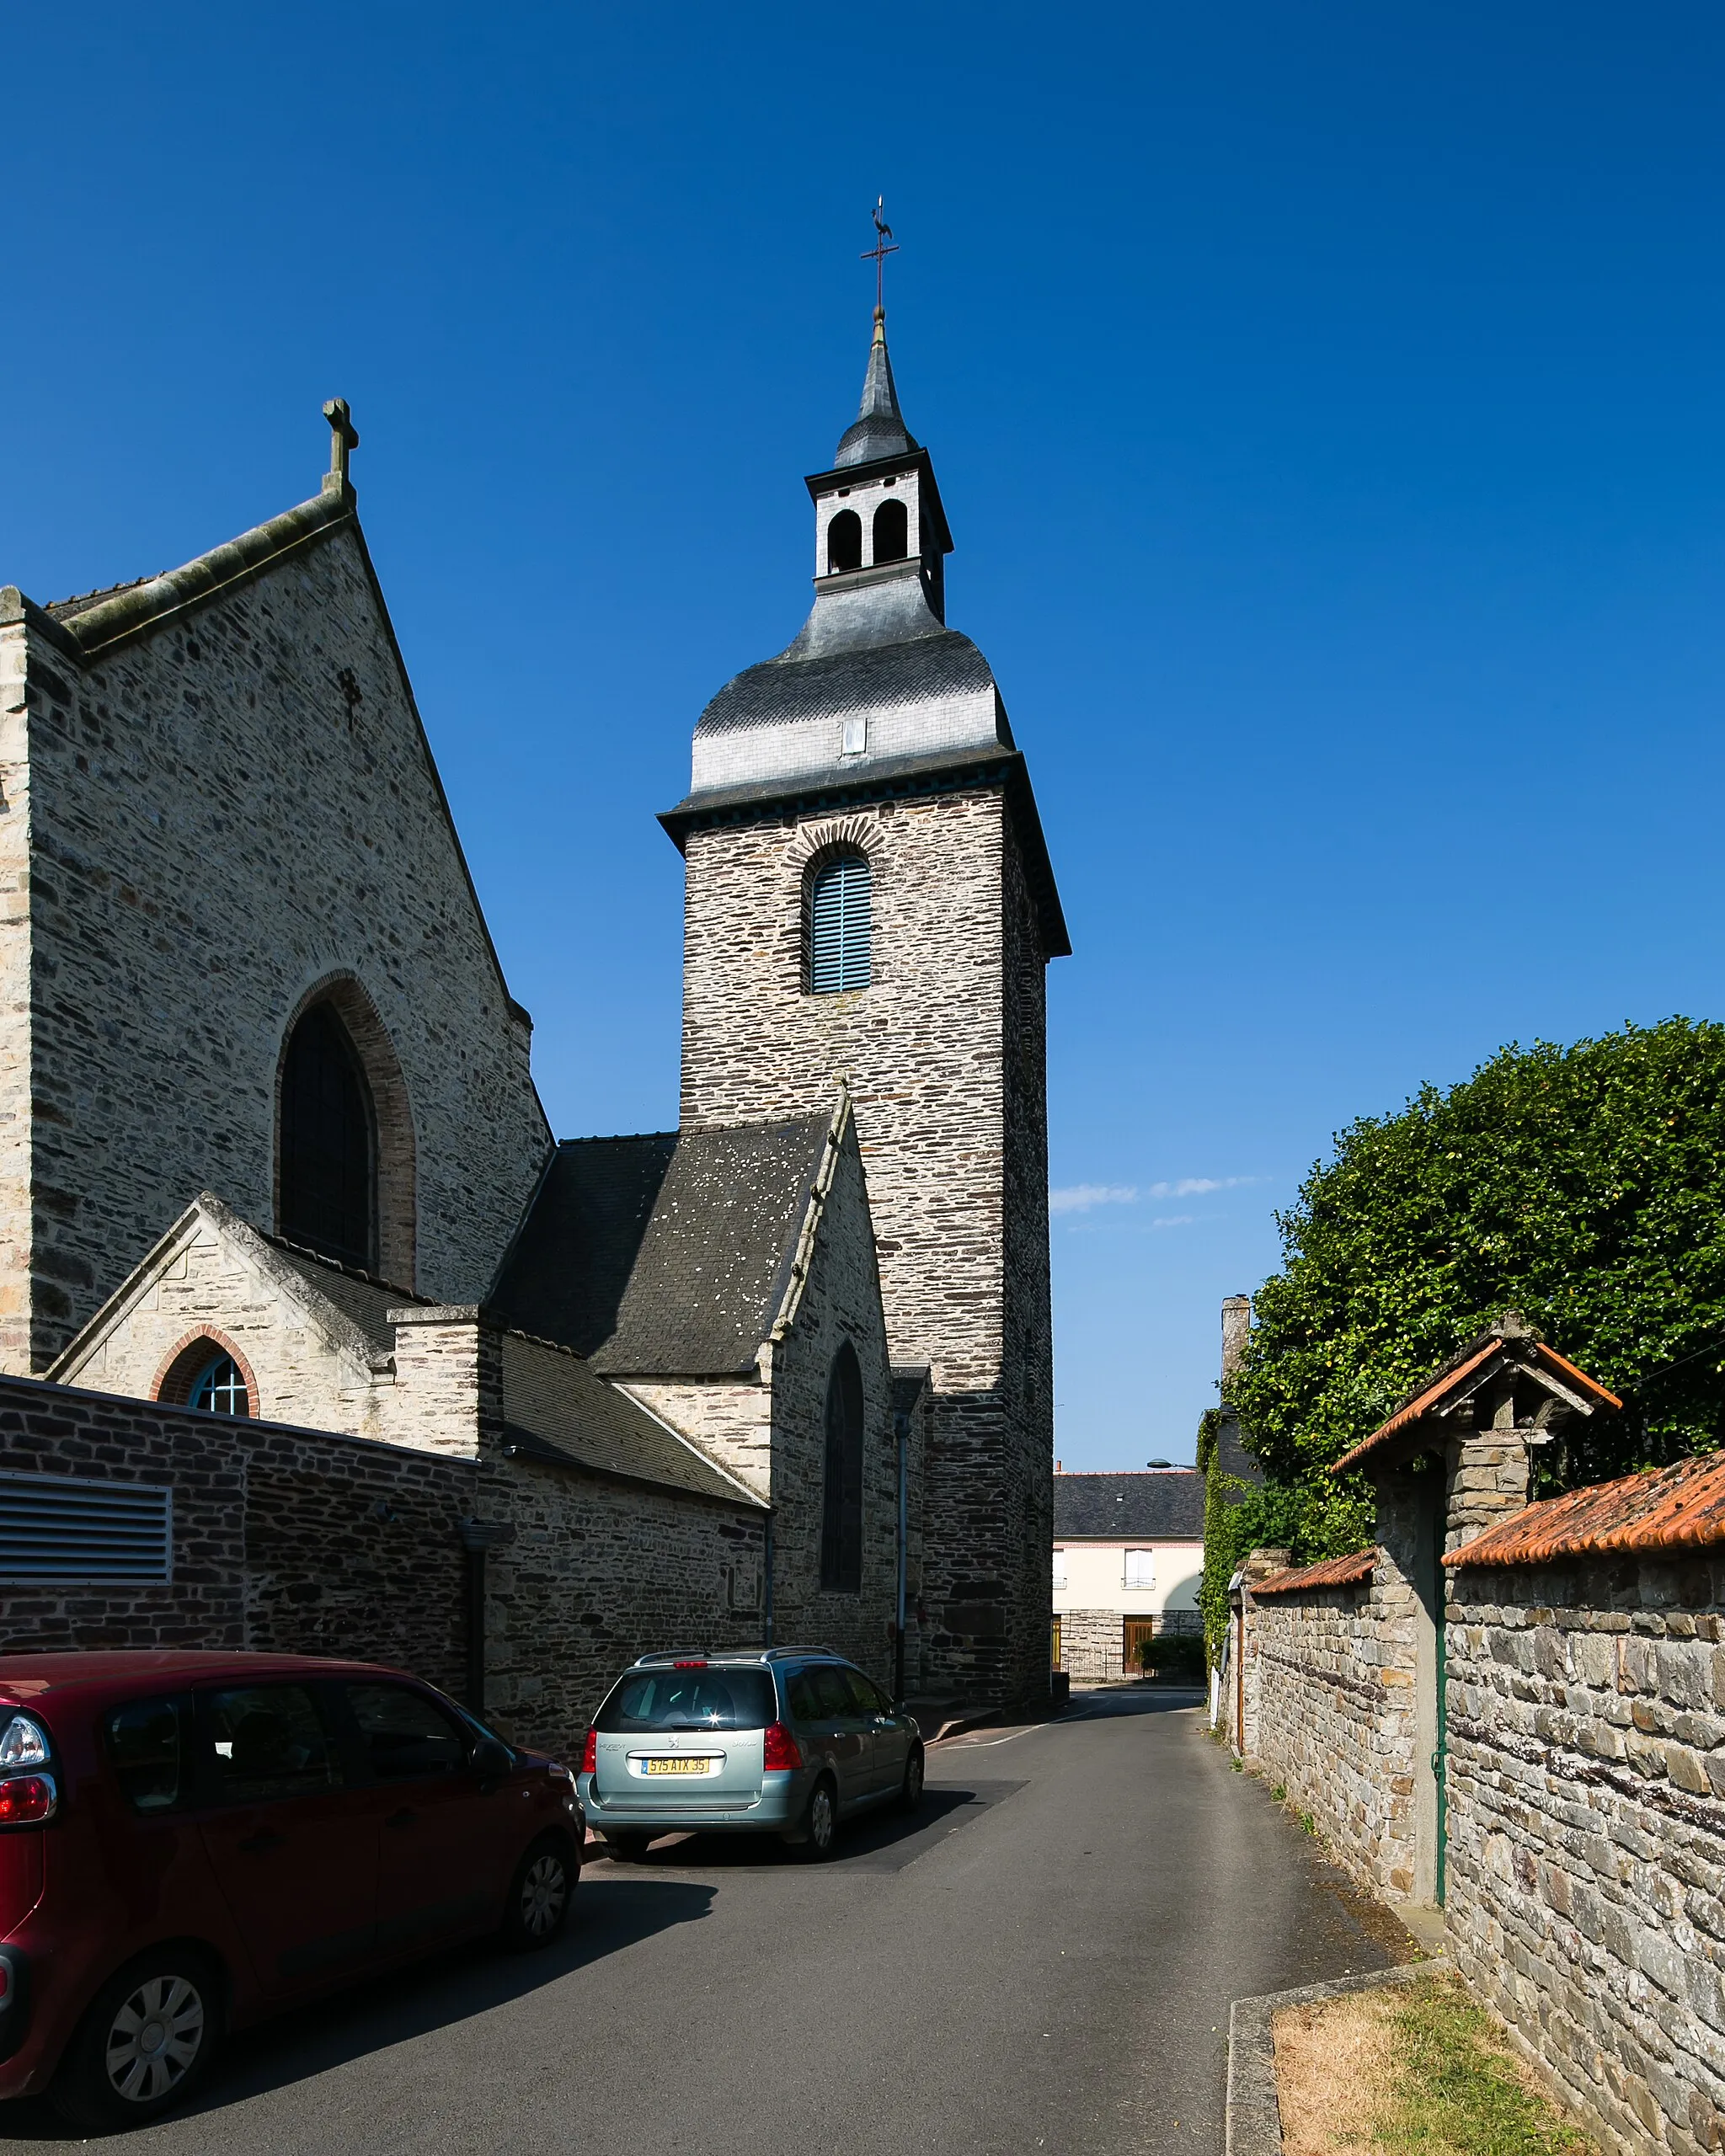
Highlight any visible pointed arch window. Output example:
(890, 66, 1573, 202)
(809, 853, 872, 995)
(820, 1342, 865, 1593)
(279, 1001, 376, 1270)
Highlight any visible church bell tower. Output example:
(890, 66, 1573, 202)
(661, 276, 1069, 1708)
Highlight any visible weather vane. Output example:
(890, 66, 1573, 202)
(861, 197, 898, 315)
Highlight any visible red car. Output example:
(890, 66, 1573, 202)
(0, 1650, 583, 2129)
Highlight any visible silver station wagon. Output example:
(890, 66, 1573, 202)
(578, 1648, 924, 1861)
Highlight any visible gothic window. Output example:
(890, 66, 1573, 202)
(809, 852, 872, 994)
(820, 1342, 865, 1593)
(872, 498, 908, 563)
(826, 509, 862, 574)
(279, 1001, 377, 1270)
(188, 1353, 250, 1417)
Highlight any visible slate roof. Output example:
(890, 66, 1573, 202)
(694, 627, 996, 738)
(499, 1333, 761, 1508)
(1053, 1470, 1205, 1540)
(1445, 1449, 1725, 1569)
(1252, 1549, 1375, 1596)
(488, 1114, 833, 1376)
(260, 1235, 430, 1358)
(834, 319, 916, 468)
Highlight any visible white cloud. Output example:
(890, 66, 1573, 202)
(1148, 1214, 1195, 1230)
(1049, 1174, 1265, 1215)
(1049, 1183, 1140, 1214)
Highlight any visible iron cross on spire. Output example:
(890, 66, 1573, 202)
(861, 198, 899, 317)
(322, 398, 360, 495)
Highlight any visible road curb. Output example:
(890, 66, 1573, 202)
(1225, 1960, 1443, 2156)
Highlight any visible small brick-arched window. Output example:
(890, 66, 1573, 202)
(820, 1342, 865, 1593)
(809, 852, 872, 994)
(826, 510, 863, 574)
(154, 1332, 258, 1418)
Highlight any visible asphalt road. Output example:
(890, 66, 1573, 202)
(0, 1691, 1404, 2154)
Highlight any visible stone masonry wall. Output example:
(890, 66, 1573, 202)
(0, 1369, 768, 1768)
(0, 611, 35, 1373)
(679, 782, 1053, 1705)
(6, 515, 550, 1369)
(1248, 1579, 1420, 1898)
(1445, 1551, 1725, 2156)
(760, 1117, 900, 1694)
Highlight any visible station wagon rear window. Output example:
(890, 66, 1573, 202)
(595, 1668, 777, 1733)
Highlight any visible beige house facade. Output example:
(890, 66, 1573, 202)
(1052, 1470, 1204, 1686)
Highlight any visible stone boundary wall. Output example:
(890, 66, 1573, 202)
(0, 1372, 770, 1764)
(1058, 1607, 1202, 1686)
(1445, 1551, 1725, 2156)
(1247, 1581, 1420, 1898)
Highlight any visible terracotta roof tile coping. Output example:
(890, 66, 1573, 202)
(1251, 1548, 1376, 1596)
(1331, 1339, 1623, 1477)
(1445, 1449, 1725, 1568)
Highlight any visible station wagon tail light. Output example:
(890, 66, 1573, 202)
(672, 1660, 707, 1669)
(580, 1728, 597, 1775)
(0, 1717, 49, 1771)
(762, 1721, 803, 1772)
(0, 1774, 56, 1826)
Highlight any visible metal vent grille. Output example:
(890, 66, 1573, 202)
(0, 1470, 173, 1582)
(810, 854, 871, 994)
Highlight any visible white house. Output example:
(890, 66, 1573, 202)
(1052, 1470, 1204, 1685)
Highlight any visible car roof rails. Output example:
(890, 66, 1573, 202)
(632, 1648, 712, 1666)
(764, 1645, 841, 1661)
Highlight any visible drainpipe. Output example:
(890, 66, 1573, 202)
(893, 1406, 910, 1704)
(762, 1513, 775, 1649)
(457, 1518, 515, 1720)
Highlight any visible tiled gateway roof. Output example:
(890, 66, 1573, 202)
(489, 1115, 832, 1376)
(1332, 1331, 1622, 1476)
(1252, 1549, 1376, 1597)
(1445, 1450, 1725, 1569)
(1053, 1471, 1204, 1540)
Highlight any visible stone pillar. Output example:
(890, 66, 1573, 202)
(1221, 1294, 1252, 1384)
(382, 1305, 504, 1458)
(1236, 1545, 1292, 1758)
(1444, 1428, 1531, 1556)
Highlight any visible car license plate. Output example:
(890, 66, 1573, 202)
(644, 1756, 716, 1775)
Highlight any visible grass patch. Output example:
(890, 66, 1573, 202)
(1275, 1974, 1596, 2156)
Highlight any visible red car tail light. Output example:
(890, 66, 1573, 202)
(672, 1660, 707, 1668)
(762, 1721, 803, 1772)
(579, 1728, 597, 1775)
(0, 1774, 56, 1826)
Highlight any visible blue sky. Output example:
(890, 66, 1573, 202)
(8, 6, 1724, 1465)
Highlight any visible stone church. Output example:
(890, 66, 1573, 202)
(0, 303, 1065, 1717)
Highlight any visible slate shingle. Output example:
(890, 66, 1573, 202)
(1053, 1470, 1205, 1540)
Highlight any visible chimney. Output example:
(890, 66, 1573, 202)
(1221, 1295, 1252, 1385)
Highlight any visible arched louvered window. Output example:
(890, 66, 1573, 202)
(873, 498, 908, 563)
(279, 1002, 377, 1270)
(809, 853, 872, 994)
(826, 510, 862, 574)
(820, 1342, 864, 1593)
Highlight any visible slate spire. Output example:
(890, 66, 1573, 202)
(834, 307, 917, 468)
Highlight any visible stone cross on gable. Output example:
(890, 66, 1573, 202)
(322, 398, 360, 496)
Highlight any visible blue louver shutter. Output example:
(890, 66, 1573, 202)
(809, 854, 872, 993)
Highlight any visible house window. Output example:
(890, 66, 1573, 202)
(809, 853, 872, 994)
(1124, 1548, 1155, 1589)
(820, 1342, 864, 1593)
(280, 1001, 377, 1270)
(1051, 1548, 1066, 1590)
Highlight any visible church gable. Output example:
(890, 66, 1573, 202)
(0, 418, 551, 1369)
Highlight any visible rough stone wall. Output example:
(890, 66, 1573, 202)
(620, 1378, 772, 1499)
(0, 1372, 474, 1693)
(479, 1454, 766, 1753)
(1059, 1608, 1124, 1685)
(1247, 1578, 1420, 1897)
(8, 517, 550, 1369)
(678, 782, 1053, 1705)
(1445, 1552, 1725, 2156)
(0, 611, 37, 1374)
(0, 1370, 768, 1768)
(760, 1118, 899, 1692)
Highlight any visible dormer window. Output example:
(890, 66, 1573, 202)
(826, 510, 862, 574)
(873, 499, 908, 563)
